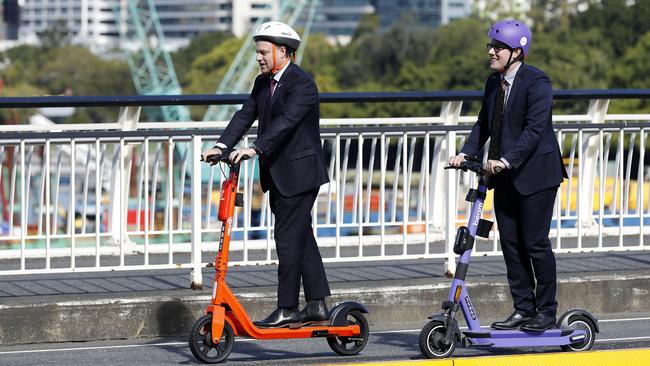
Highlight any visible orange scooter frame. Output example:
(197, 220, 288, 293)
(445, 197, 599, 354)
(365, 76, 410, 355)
(189, 155, 370, 364)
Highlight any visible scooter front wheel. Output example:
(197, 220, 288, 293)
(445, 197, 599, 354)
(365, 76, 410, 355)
(419, 321, 456, 358)
(560, 315, 596, 352)
(327, 309, 369, 356)
(189, 314, 235, 364)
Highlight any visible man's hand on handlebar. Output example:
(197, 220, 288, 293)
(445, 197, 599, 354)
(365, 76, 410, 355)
(229, 148, 257, 164)
(446, 154, 485, 174)
(448, 153, 467, 168)
(201, 147, 223, 165)
(483, 159, 506, 176)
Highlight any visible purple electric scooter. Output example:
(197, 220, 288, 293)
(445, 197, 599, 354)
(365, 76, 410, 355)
(419, 156, 599, 358)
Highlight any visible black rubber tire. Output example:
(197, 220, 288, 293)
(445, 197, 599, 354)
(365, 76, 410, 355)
(188, 314, 235, 364)
(326, 310, 369, 356)
(419, 321, 456, 359)
(560, 315, 596, 352)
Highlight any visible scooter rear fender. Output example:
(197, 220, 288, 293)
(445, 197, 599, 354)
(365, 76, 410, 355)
(329, 301, 369, 326)
(557, 308, 599, 333)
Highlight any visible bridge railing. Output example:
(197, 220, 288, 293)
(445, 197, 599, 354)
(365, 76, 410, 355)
(0, 90, 648, 287)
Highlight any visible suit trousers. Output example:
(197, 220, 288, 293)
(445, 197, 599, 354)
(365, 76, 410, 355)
(493, 179, 559, 317)
(269, 182, 331, 308)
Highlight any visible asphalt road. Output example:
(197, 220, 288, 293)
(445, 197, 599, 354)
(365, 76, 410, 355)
(0, 312, 648, 365)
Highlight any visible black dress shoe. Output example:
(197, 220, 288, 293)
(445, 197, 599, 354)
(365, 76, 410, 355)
(520, 313, 556, 332)
(491, 312, 533, 330)
(300, 299, 329, 323)
(253, 307, 300, 328)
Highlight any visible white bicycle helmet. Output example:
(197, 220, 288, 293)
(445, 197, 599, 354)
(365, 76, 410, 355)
(253, 21, 301, 51)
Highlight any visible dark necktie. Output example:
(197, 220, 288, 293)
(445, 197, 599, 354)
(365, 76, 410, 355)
(488, 79, 508, 160)
(269, 78, 277, 97)
(263, 78, 277, 124)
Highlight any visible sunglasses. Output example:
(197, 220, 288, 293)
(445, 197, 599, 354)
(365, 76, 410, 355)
(486, 43, 510, 52)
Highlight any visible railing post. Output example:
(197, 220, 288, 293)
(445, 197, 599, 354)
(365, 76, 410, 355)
(190, 135, 203, 289)
(436, 101, 463, 276)
(579, 99, 610, 231)
(108, 106, 141, 247)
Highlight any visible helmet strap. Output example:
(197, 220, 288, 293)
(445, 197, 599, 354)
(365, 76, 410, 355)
(499, 50, 513, 74)
(500, 49, 523, 74)
(271, 44, 290, 74)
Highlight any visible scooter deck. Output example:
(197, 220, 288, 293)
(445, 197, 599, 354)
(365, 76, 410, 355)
(257, 320, 331, 329)
(463, 328, 588, 348)
(237, 324, 361, 339)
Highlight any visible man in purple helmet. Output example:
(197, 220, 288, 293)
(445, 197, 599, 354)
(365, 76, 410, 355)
(449, 19, 567, 331)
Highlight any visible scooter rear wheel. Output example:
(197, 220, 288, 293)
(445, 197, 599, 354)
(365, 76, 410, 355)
(189, 314, 235, 364)
(327, 310, 369, 356)
(560, 315, 596, 352)
(419, 321, 456, 358)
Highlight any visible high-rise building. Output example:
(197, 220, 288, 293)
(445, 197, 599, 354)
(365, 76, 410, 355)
(372, 0, 471, 29)
(442, 0, 473, 24)
(15, 0, 278, 51)
(17, 0, 115, 48)
(310, 0, 374, 43)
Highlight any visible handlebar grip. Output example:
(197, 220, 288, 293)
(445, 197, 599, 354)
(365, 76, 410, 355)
(445, 160, 485, 175)
(202, 148, 233, 164)
(464, 155, 482, 163)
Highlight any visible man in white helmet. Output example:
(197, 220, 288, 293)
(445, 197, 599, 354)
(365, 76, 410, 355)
(202, 21, 331, 328)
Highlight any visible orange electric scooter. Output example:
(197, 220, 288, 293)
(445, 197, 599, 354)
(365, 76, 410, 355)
(189, 152, 370, 364)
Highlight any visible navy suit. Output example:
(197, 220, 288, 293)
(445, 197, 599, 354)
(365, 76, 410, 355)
(461, 64, 567, 317)
(218, 62, 331, 308)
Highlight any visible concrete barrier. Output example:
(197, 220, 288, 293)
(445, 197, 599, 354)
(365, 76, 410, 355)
(1, 271, 649, 344)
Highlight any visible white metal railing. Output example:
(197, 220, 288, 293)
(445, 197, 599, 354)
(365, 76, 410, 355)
(0, 99, 649, 286)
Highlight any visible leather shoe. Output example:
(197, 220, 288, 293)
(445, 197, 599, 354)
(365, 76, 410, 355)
(253, 307, 300, 328)
(520, 313, 556, 332)
(300, 299, 329, 323)
(491, 312, 533, 330)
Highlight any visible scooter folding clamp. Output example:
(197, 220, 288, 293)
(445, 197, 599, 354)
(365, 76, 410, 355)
(465, 189, 486, 203)
(454, 226, 474, 255)
(475, 219, 493, 238)
(235, 193, 244, 207)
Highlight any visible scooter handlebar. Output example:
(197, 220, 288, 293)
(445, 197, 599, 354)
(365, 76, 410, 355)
(201, 148, 234, 165)
(444, 156, 485, 175)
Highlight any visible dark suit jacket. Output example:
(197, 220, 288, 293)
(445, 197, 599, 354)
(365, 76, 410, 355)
(217, 62, 329, 197)
(461, 63, 567, 195)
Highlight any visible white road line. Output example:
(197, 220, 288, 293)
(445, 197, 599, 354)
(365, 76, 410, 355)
(596, 336, 650, 342)
(599, 317, 650, 323)
(0, 342, 187, 355)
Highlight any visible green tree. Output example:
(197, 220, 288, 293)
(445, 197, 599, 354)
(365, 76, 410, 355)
(184, 37, 245, 119)
(35, 46, 134, 122)
(338, 19, 437, 88)
(300, 33, 341, 92)
(352, 13, 380, 39)
(172, 31, 232, 87)
(38, 19, 72, 50)
(2, 45, 49, 85)
(608, 31, 650, 113)
(533, 27, 612, 90)
(426, 18, 489, 91)
(571, 0, 650, 57)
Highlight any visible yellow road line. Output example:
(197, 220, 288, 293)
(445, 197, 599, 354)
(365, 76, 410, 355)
(333, 348, 650, 366)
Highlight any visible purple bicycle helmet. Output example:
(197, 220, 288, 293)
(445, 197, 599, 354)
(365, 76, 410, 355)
(488, 19, 531, 56)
